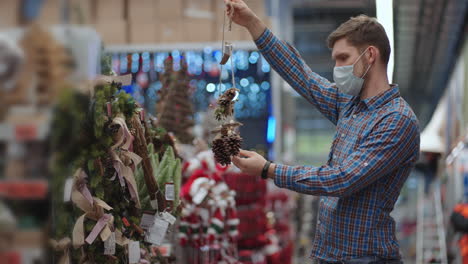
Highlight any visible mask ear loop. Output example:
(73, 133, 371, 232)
(352, 46, 370, 65)
(354, 46, 372, 79)
(360, 63, 372, 79)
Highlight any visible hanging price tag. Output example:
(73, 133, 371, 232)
(104, 232, 116, 255)
(63, 178, 73, 202)
(145, 215, 169, 245)
(128, 241, 141, 263)
(165, 183, 175, 201)
(150, 199, 158, 210)
(140, 213, 155, 230)
(161, 212, 176, 225)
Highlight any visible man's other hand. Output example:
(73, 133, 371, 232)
(232, 149, 267, 176)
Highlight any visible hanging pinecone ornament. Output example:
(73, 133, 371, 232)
(212, 10, 244, 166)
(211, 121, 243, 165)
(212, 137, 231, 166)
(225, 132, 242, 157)
(214, 88, 239, 121)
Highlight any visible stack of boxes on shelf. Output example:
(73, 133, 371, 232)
(0, 0, 19, 29)
(0, 0, 271, 44)
(95, 0, 127, 44)
(126, 0, 272, 44)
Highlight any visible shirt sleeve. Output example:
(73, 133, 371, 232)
(255, 28, 345, 125)
(273, 113, 420, 197)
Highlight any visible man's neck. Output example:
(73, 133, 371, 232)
(360, 71, 391, 100)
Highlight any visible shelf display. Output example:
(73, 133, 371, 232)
(178, 150, 240, 264)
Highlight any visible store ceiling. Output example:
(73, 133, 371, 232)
(394, 0, 467, 125)
(291, 0, 467, 126)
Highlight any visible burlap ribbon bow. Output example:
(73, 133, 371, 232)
(71, 169, 114, 248)
(109, 117, 142, 208)
(49, 237, 71, 264)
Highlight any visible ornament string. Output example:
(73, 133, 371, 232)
(218, 1, 236, 96)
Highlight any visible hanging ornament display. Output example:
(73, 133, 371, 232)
(212, 5, 244, 166)
(212, 121, 243, 166)
(178, 150, 240, 264)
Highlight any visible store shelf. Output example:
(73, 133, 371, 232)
(0, 180, 48, 200)
(105, 41, 258, 53)
(0, 108, 51, 142)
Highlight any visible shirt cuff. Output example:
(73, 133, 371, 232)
(273, 164, 296, 189)
(254, 28, 277, 53)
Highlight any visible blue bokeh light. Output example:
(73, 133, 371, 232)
(112, 49, 271, 119)
(240, 78, 249, 87)
(206, 83, 216, 93)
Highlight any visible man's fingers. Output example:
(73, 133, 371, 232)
(225, 1, 244, 13)
(238, 149, 254, 157)
(231, 155, 244, 169)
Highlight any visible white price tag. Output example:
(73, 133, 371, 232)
(145, 215, 169, 245)
(140, 213, 155, 230)
(165, 183, 175, 201)
(161, 212, 176, 225)
(63, 178, 73, 202)
(128, 241, 141, 263)
(104, 232, 116, 255)
(150, 199, 158, 210)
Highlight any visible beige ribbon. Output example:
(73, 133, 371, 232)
(49, 238, 71, 264)
(109, 117, 142, 208)
(71, 172, 114, 248)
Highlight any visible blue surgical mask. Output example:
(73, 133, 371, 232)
(333, 48, 372, 96)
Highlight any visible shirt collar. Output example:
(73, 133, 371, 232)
(361, 85, 400, 111)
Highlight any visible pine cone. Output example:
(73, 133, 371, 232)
(224, 88, 238, 101)
(212, 137, 231, 166)
(225, 133, 242, 156)
(218, 98, 231, 107)
(103, 155, 115, 178)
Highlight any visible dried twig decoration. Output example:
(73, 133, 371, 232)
(129, 114, 165, 208)
(220, 42, 233, 65)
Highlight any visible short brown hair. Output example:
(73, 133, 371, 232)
(327, 15, 391, 65)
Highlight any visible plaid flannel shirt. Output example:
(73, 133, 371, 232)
(255, 29, 420, 261)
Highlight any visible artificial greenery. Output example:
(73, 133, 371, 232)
(52, 79, 183, 263)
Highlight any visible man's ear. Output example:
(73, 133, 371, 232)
(368, 46, 379, 64)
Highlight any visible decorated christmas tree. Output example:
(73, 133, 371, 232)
(156, 57, 195, 144)
(51, 79, 183, 263)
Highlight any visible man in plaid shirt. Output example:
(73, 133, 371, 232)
(227, 1, 420, 263)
